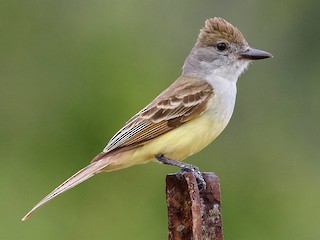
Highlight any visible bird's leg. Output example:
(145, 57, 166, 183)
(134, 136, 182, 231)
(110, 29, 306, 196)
(155, 154, 206, 191)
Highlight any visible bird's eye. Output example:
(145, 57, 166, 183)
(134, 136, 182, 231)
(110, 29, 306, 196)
(216, 42, 227, 51)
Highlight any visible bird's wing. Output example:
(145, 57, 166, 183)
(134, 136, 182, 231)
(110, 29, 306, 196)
(91, 76, 213, 162)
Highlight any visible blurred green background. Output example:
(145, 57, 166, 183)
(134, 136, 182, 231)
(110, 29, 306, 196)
(1, 0, 320, 239)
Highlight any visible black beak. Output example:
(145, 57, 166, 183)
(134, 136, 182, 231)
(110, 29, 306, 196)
(239, 48, 273, 60)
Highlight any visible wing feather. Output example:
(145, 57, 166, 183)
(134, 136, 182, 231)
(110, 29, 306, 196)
(91, 76, 213, 162)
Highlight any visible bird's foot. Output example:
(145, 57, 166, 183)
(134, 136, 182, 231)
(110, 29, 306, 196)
(179, 167, 206, 192)
(155, 154, 206, 191)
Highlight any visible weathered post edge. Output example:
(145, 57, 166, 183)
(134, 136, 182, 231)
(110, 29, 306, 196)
(166, 172, 223, 240)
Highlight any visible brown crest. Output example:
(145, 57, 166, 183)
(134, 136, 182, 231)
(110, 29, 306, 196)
(197, 17, 247, 46)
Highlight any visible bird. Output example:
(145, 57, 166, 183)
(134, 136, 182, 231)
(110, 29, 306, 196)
(22, 17, 272, 221)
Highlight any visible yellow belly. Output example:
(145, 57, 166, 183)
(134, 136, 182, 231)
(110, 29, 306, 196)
(103, 113, 228, 171)
(146, 114, 225, 160)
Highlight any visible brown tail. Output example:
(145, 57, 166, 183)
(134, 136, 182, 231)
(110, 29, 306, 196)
(21, 159, 110, 221)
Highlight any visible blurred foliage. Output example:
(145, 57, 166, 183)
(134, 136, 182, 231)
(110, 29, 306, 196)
(1, 1, 320, 239)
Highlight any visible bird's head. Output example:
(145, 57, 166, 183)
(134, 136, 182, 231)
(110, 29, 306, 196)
(183, 17, 272, 80)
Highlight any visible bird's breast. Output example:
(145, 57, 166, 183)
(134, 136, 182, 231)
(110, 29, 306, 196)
(206, 77, 237, 126)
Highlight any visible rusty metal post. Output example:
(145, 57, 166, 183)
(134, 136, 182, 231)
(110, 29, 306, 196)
(166, 172, 223, 240)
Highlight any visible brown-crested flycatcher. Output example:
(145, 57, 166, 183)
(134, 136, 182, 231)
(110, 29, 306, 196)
(22, 17, 272, 221)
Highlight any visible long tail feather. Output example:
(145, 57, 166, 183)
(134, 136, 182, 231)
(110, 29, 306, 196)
(21, 159, 109, 221)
